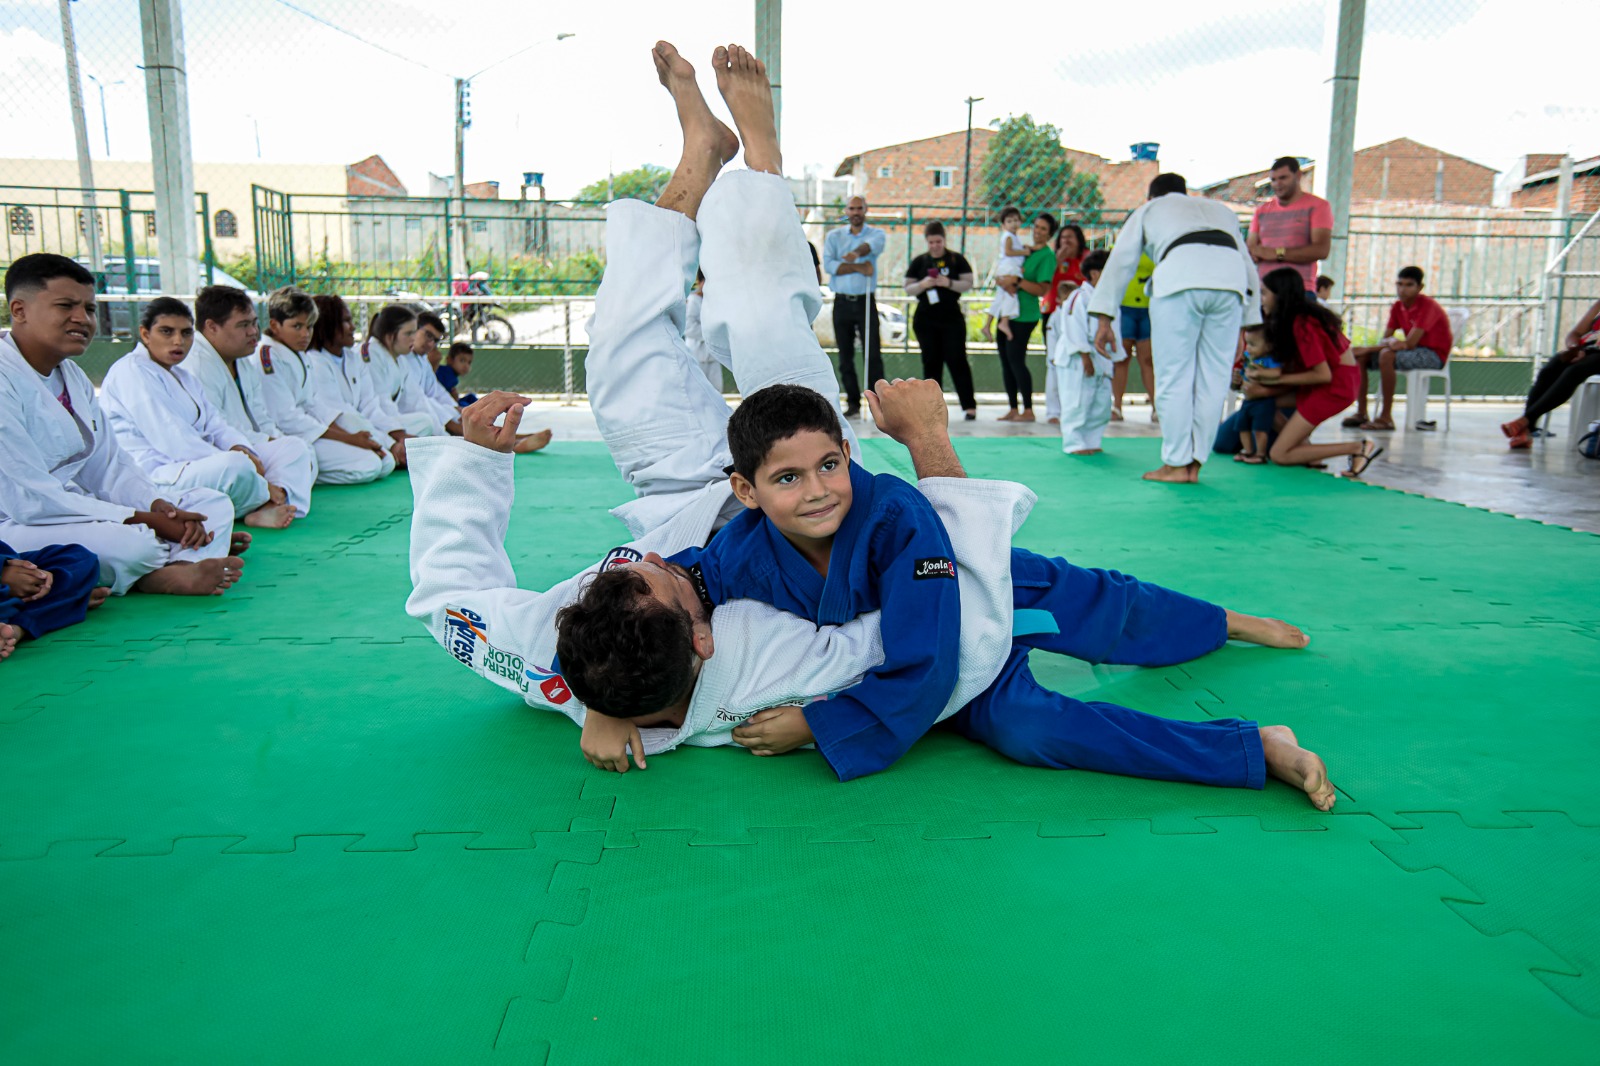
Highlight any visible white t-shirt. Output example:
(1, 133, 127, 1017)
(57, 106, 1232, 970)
(995, 228, 1028, 276)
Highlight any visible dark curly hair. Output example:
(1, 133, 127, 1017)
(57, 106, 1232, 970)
(727, 384, 844, 481)
(1262, 266, 1344, 372)
(554, 567, 698, 717)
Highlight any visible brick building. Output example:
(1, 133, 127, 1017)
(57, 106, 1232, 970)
(1509, 154, 1600, 213)
(346, 155, 408, 198)
(833, 130, 1158, 217)
(1201, 139, 1496, 207)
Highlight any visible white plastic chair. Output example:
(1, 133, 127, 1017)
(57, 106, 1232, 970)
(1568, 374, 1600, 447)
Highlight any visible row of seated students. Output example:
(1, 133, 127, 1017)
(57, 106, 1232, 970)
(0, 252, 550, 666)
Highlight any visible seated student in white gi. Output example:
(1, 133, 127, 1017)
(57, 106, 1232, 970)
(406, 42, 1336, 810)
(359, 305, 442, 439)
(185, 285, 317, 518)
(0, 254, 244, 596)
(404, 312, 464, 435)
(304, 293, 414, 471)
(251, 286, 395, 485)
(1051, 249, 1120, 456)
(101, 298, 297, 529)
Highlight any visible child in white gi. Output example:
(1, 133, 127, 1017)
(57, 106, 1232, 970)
(1051, 249, 1119, 454)
(980, 206, 1032, 342)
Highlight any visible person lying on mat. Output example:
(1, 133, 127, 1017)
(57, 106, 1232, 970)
(405, 40, 1338, 810)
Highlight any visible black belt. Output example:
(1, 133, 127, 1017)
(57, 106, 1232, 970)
(1161, 229, 1239, 261)
(836, 292, 872, 301)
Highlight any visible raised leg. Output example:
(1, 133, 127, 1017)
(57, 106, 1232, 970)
(651, 42, 738, 221)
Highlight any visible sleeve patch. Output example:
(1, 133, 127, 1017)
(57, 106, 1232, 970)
(913, 557, 957, 580)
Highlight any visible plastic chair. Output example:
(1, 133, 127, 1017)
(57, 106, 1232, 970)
(1568, 374, 1600, 446)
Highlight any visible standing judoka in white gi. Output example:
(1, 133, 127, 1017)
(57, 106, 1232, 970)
(100, 298, 297, 529)
(250, 287, 395, 485)
(185, 285, 318, 519)
(406, 42, 1336, 807)
(1050, 250, 1119, 455)
(1090, 173, 1261, 483)
(0, 255, 245, 597)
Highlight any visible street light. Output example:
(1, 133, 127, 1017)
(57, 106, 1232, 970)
(961, 96, 984, 251)
(84, 73, 124, 157)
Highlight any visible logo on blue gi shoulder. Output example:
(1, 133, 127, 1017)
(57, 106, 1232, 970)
(913, 557, 957, 580)
(600, 546, 642, 571)
(444, 606, 487, 666)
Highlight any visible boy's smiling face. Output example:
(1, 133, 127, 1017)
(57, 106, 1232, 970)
(731, 429, 854, 546)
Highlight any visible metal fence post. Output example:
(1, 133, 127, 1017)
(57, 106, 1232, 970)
(119, 189, 135, 294)
(562, 300, 574, 405)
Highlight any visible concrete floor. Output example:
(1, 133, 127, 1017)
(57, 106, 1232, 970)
(513, 396, 1600, 535)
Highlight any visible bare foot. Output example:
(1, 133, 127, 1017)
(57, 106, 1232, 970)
(1142, 464, 1193, 483)
(243, 502, 295, 529)
(87, 587, 111, 610)
(1226, 610, 1310, 648)
(980, 328, 993, 343)
(1068, 448, 1103, 455)
(1188, 460, 1202, 483)
(230, 531, 253, 555)
(651, 41, 738, 219)
(998, 320, 1013, 340)
(513, 428, 553, 454)
(713, 44, 780, 174)
(1016, 411, 1036, 422)
(1260, 725, 1337, 811)
(133, 556, 246, 596)
(0, 622, 18, 662)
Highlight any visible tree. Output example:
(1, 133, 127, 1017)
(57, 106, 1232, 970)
(978, 114, 1104, 224)
(577, 164, 672, 202)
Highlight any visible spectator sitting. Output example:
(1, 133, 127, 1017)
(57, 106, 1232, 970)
(436, 341, 479, 407)
(1501, 298, 1600, 449)
(1316, 274, 1336, 309)
(1344, 265, 1452, 431)
(1, 538, 104, 661)
(1234, 325, 1281, 465)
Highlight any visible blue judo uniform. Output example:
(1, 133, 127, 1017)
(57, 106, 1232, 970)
(672, 461, 961, 781)
(950, 549, 1266, 791)
(0, 539, 100, 640)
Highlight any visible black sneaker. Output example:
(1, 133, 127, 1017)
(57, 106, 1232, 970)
(844, 406, 861, 419)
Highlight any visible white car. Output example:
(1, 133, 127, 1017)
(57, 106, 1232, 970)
(813, 290, 908, 348)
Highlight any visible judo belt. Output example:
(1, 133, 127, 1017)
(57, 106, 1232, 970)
(1161, 229, 1239, 261)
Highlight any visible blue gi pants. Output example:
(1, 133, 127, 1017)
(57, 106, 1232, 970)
(949, 551, 1266, 790)
(0, 542, 100, 640)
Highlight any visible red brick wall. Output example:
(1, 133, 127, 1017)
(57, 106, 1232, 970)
(1512, 175, 1600, 213)
(1349, 140, 1493, 205)
(346, 155, 407, 197)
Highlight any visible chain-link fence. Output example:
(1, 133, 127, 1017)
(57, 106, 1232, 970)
(3, 0, 1594, 396)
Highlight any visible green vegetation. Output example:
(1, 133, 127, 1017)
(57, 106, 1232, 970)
(576, 164, 672, 203)
(980, 114, 1104, 224)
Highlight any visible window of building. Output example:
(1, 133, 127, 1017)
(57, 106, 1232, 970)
(214, 209, 238, 238)
(931, 167, 955, 189)
(405, 217, 422, 231)
(471, 220, 488, 233)
(144, 214, 157, 237)
(8, 206, 34, 235)
(877, 165, 893, 178)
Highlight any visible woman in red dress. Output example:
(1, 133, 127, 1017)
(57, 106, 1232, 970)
(1248, 268, 1382, 477)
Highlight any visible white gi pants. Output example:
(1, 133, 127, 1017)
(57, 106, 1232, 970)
(1044, 362, 1061, 421)
(1057, 365, 1113, 452)
(258, 436, 317, 517)
(398, 410, 441, 437)
(151, 451, 271, 519)
(0, 486, 235, 595)
(586, 171, 856, 532)
(313, 438, 395, 485)
(1149, 288, 1243, 467)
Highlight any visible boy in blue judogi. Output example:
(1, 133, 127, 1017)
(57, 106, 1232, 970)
(1, 539, 102, 661)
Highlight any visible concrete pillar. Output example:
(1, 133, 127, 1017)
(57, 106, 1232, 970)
(139, 0, 199, 294)
(58, 0, 103, 275)
(754, 0, 782, 142)
(1321, 0, 1366, 291)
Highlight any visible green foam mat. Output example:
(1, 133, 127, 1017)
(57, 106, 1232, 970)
(2, 438, 1597, 1063)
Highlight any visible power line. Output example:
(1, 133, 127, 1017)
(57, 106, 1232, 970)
(269, 0, 453, 80)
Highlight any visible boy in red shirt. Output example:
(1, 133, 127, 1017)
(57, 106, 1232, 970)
(1344, 265, 1452, 430)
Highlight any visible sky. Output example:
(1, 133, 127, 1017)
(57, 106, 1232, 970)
(2, 0, 1596, 202)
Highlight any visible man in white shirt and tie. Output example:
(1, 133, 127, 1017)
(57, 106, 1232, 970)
(1091, 173, 1261, 484)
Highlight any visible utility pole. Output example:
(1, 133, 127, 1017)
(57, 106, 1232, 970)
(960, 96, 983, 252)
(454, 77, 470, 274)
(1321, 0, 1366, 292)
(58, 0, 103, 275)
(754, 0, 782, 143)
(86, 74, 123, 158)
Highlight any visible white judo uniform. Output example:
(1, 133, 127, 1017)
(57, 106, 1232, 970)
(100, 344, 275, 518)
(1090, 193, 1263, 468)
(1050, 281, 1120, 453)
(399, 347, 462, 431)
(337, 343, 421, 439)
(683, 290, 725, 390)
(409, 171, 1035, 757)
(185, 333, 317, 517)
(0, 332, 235, 594)
(249, 337, 395, 484)
(361, 337, 444, 437)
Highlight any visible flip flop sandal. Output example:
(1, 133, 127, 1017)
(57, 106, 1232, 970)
(1345, 442, 1385, 478)
(1360, 420, 1396, 432)
(1340, 415, 1367, 428)
(1240, 454, 1268, 465)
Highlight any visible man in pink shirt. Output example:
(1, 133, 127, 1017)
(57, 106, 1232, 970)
(1247, 157, 1332, 294)
(1344, 265, 1452, 430)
